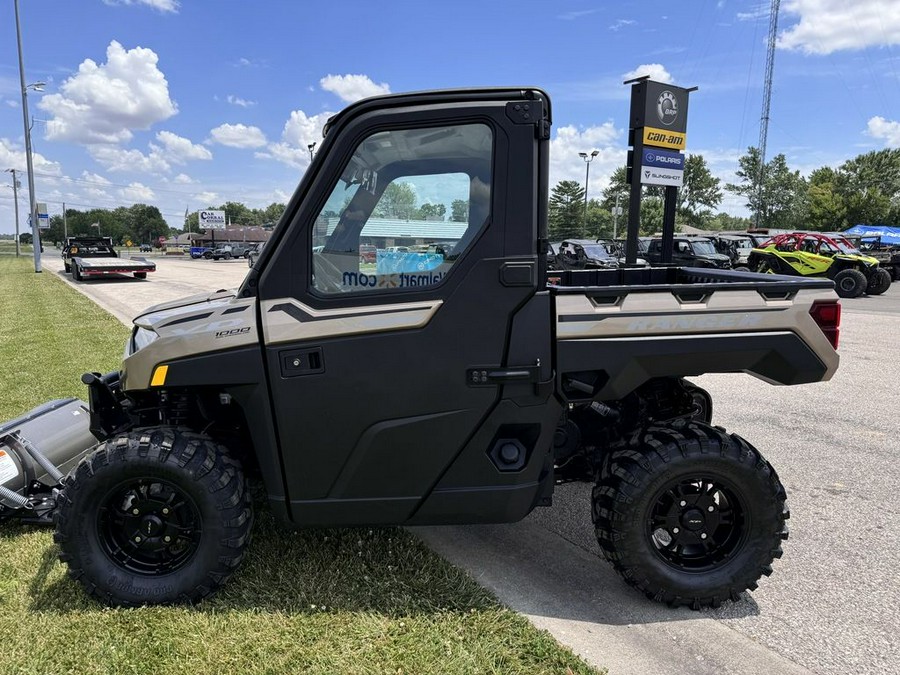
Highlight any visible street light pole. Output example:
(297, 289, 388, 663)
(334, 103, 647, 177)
(578, 150, 599, 238)
(612, 191, 621, 240)
(13, 0, 42, 272)
(308, 142, 316, 161)
(5, 169, 21, 256)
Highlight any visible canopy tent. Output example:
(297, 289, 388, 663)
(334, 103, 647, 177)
(844, 225, 900, 245)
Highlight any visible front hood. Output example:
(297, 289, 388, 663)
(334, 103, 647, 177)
(835, 253, 879, 266)
(124, 292, 257, 392)
(697, 254, 731, 265)
(134, 289, 238, 328)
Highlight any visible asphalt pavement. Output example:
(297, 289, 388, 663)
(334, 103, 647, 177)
(41, 249, 900, 675)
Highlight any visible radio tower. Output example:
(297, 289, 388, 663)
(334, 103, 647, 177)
(755, 0, 780, 227)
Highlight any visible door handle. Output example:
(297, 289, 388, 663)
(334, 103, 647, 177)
(467, 365, 541, 386)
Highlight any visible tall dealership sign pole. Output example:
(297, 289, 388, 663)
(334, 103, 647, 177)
(13, 0, 41, 272)
(623, 76, 695, 264)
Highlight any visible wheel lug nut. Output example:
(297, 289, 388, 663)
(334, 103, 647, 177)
(134, 536, 142, 543)
(679, 500, 686, 507)
(162, 508, 169, 515)
(708, 506, 715, 512)
(132, 508, 140, 515)
(164, 536, 171, 543)
(701, 533, 708, 539)
(673, 527, 680, 534)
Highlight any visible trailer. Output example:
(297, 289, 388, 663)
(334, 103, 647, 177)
(62, 236, 156, 281)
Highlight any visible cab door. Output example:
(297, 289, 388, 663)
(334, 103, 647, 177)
(255, 90, 553, 525)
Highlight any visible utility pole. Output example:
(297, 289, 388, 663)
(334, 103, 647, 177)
(5, 169, 22, 256)
(755, 0, 781, 228)
(14, 0, 42, 272)
(62, 201, 67, 241)
(612, 192, 622, 240)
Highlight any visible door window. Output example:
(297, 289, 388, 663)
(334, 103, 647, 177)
(311, 123, 493, 295)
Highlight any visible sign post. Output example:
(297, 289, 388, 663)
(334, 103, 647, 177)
(623, 77, 696, 264)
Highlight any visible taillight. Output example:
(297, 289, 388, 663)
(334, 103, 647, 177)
(809, 300, 841, 349)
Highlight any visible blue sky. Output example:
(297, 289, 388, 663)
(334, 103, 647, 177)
(1, 0, 899, 233)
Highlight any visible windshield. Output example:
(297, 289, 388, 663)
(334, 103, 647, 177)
(832, 238, 860, 254)
(582, 245, 613, 259)
(733, 239, 753, 251)
(691, 241, 717, 256)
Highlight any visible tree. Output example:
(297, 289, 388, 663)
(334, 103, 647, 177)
(373, 182, 417, 220)
(260, 202, 286, 227)
(417, 203, 446, 221)
(677, 154, 722, 228)
(806, 167, 848, 231)
(450, 199, 468, 222)
(548, 180, 585, 240)
(600, 166, 665, 235)
(726, 148, 807, 228)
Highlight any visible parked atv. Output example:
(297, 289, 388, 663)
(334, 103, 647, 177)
(748, 232, 890, 298)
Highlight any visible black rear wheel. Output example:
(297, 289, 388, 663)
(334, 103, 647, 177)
(866, 268, 891, 295)
(55, 428, 253, 607)
(593, 421, 788, 609)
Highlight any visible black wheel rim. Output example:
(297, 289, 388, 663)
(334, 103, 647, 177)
(647, 476, 746, 572)
(839, 276, 856, 292)
(97, 478, 202, 575)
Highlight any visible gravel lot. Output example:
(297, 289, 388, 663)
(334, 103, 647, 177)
(42, 249, 900, 674)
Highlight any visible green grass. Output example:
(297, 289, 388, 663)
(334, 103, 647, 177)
(0, 257, 599, 675)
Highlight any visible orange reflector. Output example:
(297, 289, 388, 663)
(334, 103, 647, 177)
(150, 365, 168, 387)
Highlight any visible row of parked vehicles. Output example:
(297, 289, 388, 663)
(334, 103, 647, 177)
(189, 243, 265, 261)
(548, 230, 898, 298)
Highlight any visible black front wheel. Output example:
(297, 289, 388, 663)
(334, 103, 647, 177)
(593, 421, 788, 609)
(55, 428, 253, 607)
(833, 268, 867, 298)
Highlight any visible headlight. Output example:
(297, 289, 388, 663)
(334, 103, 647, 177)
(127, 326, 159, 356)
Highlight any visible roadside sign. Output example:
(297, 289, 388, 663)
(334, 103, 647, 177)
(640, 148, 684, 187)
(198, 210, 226, 230)
(36, 202, 50, 229)
(126, 240, 133, 247)
(642, 126, 686, 151)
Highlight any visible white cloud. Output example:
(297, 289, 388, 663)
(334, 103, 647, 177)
(867, 116, 900, 147)
(81, 171, 111, 185)
(622, 63, 674, 84)
(4, 99, 18, 108)
(609, 19, 637, 31)
(102, 0, 179, 12)
(227, 95, 257, 108)
(119, 182, 155, 202)
(549, 123, 626, 198)
(88, 145, 171, 173)
(0, 137, 62, 175)
(320, 74, 390, 103)
(79, 171, 113, 200)
(39, 41, 177, 144)
(261, 109, 332, 168)
(173, 173, 195, 184)
(778, 0, 900, 54)
(209, 123, 267, 148)
(151, 130, 212, 163)
(193, 191, 219, 205)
